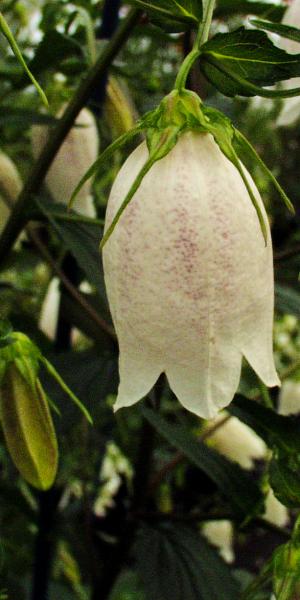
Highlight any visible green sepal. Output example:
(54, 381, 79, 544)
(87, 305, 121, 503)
(199, 106, 268, 243)
(251, 18, 300, 45)
(0, 363, 58, 490)
(69, 126, 142, 211)
(234, 129, 295, 214)
(0, 12, 48, 107)
(41, 357, 93, 424)
(0, 331, 92, 423)
(100, 124, 181, 248)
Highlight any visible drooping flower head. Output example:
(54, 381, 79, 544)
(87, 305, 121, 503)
(103, 129, 280, 418)
(71, 79, 291, 419)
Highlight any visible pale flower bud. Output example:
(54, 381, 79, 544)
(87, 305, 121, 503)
(206, 413, 267, 469)
(278, 379, 300, 416)
(0, 151, 22, 233)
(103, 132, 279, 418)
(202, 520, 234, 563)
(39, 277, 92, 342)
(32, 107, 99, 216)
(264, 488, 289, 527)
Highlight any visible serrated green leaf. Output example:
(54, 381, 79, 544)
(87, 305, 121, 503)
(269, 456, 300, 508)
(200, 27, 300, 97)
(141, 405, 264, 520)
(0, 364, 58, 490)
(135, 524, 240, 600)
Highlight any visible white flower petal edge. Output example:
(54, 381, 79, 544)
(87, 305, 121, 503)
(103, 132, 280, 419)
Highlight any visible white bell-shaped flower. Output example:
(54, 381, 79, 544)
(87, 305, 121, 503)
(32, 107, 99, 217)
(103, 132, 279, 418)
(0, 151, 22, 233)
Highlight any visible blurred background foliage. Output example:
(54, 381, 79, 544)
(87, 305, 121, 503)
(1, 1, 300, 599)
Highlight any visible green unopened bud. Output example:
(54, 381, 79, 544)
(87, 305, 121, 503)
(0, 362, 58, 490)
(104, 77, 137, 138)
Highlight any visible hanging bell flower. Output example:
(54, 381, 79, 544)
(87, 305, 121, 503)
(71, 83, 292, 419)
(103, 125, 280, 418)
(32, 107, 99, 217)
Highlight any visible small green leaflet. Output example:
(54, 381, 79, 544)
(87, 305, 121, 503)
(127, 0, 202, 30)
(200, 27, 300, 97)
(251, 18, 300, 44)
(216, 0, 285, 20)
(0, 11, 48, 106)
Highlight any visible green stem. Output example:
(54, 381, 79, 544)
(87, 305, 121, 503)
(195, 0, 217, 47)
(0, 11, 48, 107)
(0, 8, 141, 269)
(174, 0, 216, 90)
(174, 49, 200, 90)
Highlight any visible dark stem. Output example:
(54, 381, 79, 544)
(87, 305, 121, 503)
(90, 0, 122, 114)
(90, 382, 162, 600)
(31, 487, 62, 600)
(55, 253, 81, 351)
(0, 7, 141, 266)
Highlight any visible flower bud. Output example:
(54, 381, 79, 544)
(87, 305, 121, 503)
(207, 413, 266, 469)
(202, 520, 234, 563)
(278, 380, 300, 416)
(0, 362, 58, 490)
(0, 151, 22, 233)
(32, 107, 99, 216)
(104, 77, 137, 139)
(103, 132, 279, 418)
(264, 488, 289, 527)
